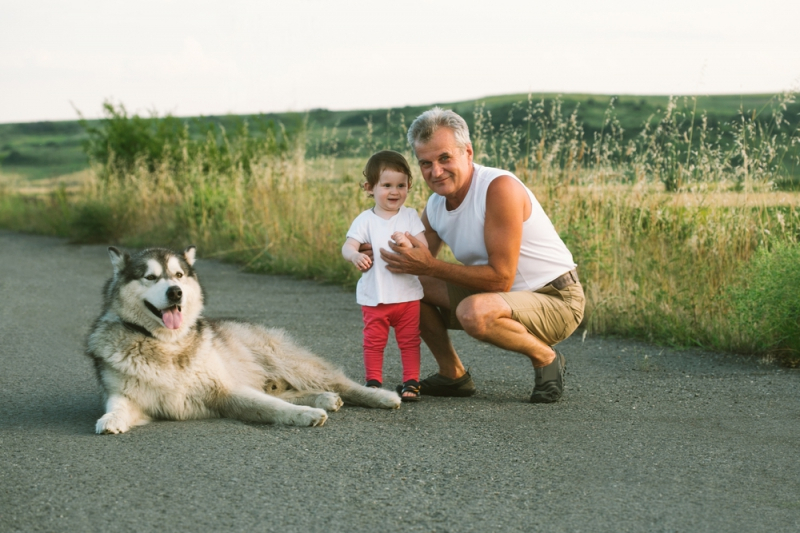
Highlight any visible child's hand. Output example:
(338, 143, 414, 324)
(391, 231, 412, 248)
(351, 253, 372, 272)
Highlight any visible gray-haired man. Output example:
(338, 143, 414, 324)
(380, 107, 584, 402)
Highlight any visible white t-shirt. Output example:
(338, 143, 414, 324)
(346, 206, 425, 306)
(425, 163, 576, 292)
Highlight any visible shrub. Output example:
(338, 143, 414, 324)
(79, 101, 294, 180)
(79, 101, 188, 175)
(726, 241, 800, 366)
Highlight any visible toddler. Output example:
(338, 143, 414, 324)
(342, 150, 427, 401)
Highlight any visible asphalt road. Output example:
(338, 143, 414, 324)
(1, 230, 798, 533)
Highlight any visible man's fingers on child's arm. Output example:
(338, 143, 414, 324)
(358, 242, 374, 258)
(411, 231, 429, 249)
(407, 233, 427, 248)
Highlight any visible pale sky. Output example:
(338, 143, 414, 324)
(2, 0, 799, 123)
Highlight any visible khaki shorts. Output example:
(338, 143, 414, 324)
(442, 281, 585, 346)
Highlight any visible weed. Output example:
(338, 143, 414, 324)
(634, 353, 662, 372)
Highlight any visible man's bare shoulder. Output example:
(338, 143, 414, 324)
(486, 175, 527, 201)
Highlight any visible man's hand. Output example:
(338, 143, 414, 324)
(380, 233, 434, 276)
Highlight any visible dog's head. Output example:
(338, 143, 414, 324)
(105, 246, 203, 335)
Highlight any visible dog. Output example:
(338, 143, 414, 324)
(86, 245, 401, 434)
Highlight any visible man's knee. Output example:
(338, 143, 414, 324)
(456, 295, 497, 340)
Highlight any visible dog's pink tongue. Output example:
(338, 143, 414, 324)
(162, 308, 183, 330)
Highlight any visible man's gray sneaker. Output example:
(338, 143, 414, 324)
(530, 349, 566, 403)
(419, 368, 477, 397)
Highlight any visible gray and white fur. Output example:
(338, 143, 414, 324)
(86, 246, 401, 434)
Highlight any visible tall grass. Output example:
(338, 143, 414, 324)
(1, 96, 798, 365)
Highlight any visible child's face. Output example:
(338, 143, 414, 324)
(368, 168, 409, 214)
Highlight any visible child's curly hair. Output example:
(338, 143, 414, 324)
(362, 150, 413, 197)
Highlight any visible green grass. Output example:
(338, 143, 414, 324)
(725, 240, 800, 360)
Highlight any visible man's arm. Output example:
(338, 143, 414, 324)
(382, 176, 528, 292)
(421, 210, 440, 257)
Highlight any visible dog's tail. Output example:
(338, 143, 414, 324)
(334, 379, 402, 409)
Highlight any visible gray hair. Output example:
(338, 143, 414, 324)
(406, 107, 471, 150)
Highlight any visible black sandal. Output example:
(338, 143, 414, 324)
(418, 368, 476, 397)
(365, 380, 382, 389)
(396, 380, 421, 402)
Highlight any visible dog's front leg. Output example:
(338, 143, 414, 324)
(96, 394, 150, 434)
(221, 387, 328, 427)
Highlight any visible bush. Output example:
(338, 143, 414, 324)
(80, 101, 188, 174)
(726, 241, 800, 366)
(79, 101, 294, 179)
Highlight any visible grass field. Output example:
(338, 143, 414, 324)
(1, 92, 799, 365)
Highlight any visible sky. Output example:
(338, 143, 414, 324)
(2, 0, 799, 124)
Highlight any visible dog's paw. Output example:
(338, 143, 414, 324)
(95, 413, 129, 435)
(373, 389, 402, 409)
(315, 392, 343, 412)
(284, 407, 328, 427)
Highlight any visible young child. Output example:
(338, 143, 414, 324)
(342, 150, 428, 402)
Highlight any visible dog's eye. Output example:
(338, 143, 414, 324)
(176, 272, 184, 279)
(145, 274, 157, 281)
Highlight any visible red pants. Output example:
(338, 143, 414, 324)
(362, 300, 420, 383)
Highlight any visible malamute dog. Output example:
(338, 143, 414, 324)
(86, 246, 401, 434)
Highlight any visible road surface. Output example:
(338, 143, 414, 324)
(1, 230, 798, 532)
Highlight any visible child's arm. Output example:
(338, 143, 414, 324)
(392, 231, 428, 249)
(342, 237, 372, 271)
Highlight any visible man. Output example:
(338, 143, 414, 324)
(379, 107, 584, 403)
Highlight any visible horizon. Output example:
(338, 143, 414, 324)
(1, 90, 791, 127)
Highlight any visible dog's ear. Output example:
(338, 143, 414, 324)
(183, 246, 197, 266)
(107, 247, 128, 274)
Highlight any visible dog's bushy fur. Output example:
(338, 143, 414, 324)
(86, 246, 400, 434)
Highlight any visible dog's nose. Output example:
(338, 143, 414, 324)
(166, 286, 182, 303)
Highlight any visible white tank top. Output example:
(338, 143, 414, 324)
(425, 164, 576, 291)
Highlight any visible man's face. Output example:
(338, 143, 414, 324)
(413, 127, 473, 201)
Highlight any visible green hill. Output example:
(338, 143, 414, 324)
(1, 92, 797, 180)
